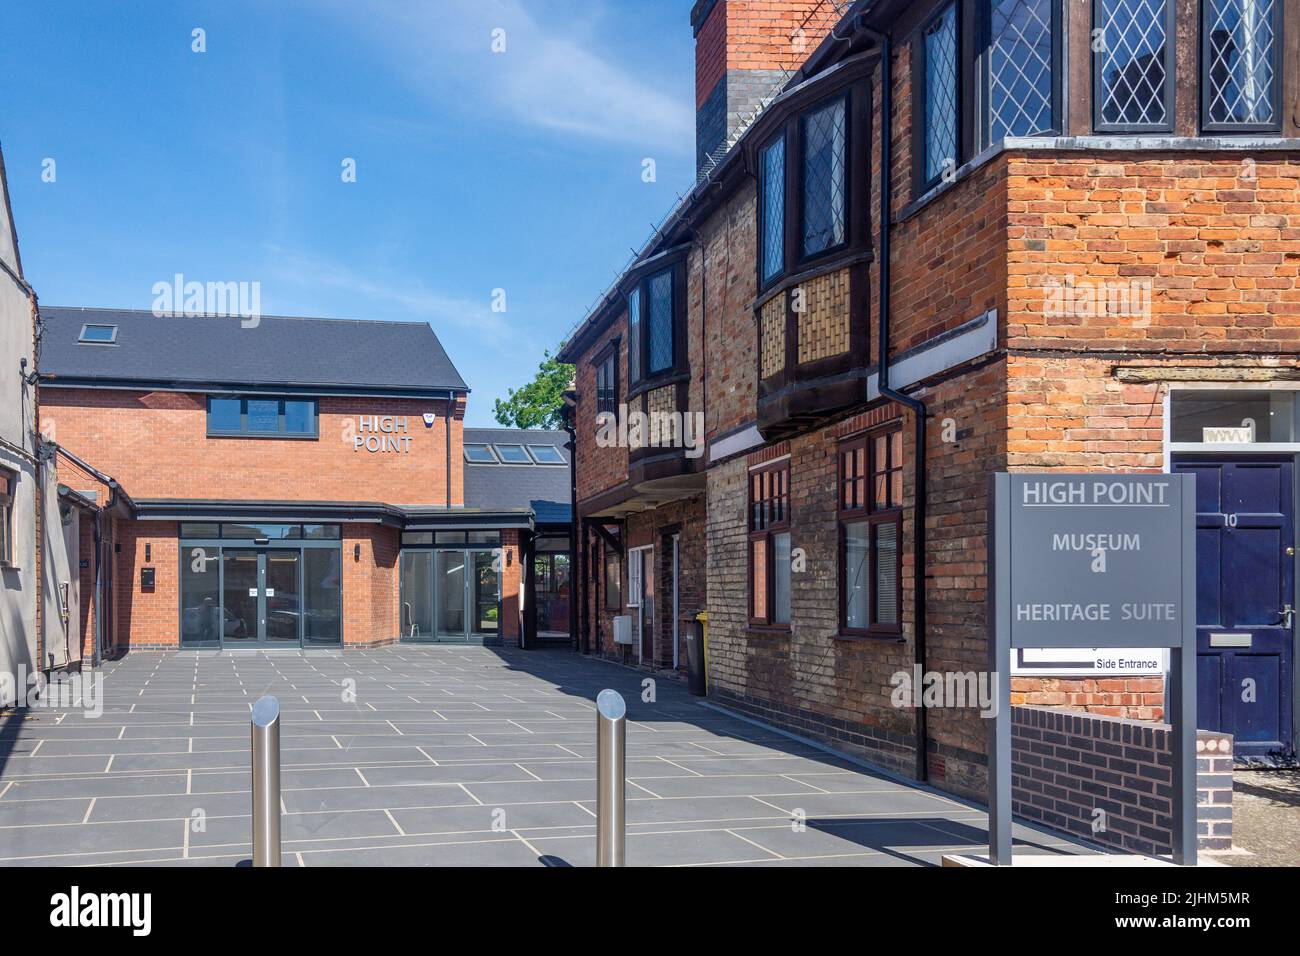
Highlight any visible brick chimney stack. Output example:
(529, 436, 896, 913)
(691, 0, 838, 173)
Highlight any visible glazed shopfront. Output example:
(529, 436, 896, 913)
(398, 531, 502, 643)
(179, 522, 345, 648)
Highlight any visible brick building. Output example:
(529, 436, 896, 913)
(36, 307, 571, 658)
(561, 0, 1300, 799)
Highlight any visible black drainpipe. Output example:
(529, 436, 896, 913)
(563, 415, 580, 653)
(865, 27, 929, 783)
(445, 390, 453, 509)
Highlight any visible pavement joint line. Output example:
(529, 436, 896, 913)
(181, 819, 190, 859)
(459, 783, 484, 805)
(82, 798, 96, 824)
(724, 828, 786, 859)
(355, 768, 371, 787)
(781, 773, 830, 793)
(383, 809, 406, 836)
(627, 779, 662, 798)
(515, 763, 543, 781)
(571, 800, 597, 819)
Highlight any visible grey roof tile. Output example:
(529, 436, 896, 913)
(462, 428, 571, 523)
(38, 307, 468, 393)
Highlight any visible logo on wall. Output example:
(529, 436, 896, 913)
(355, 416, 413, 454)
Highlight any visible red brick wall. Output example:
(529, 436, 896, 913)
(573, 318, 629, 504)
(695, 0, 835, 107)
(42, 388, 463, 506)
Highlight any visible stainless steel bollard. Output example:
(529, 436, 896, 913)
(595, 689, 626, 867)
(251, 695, 281, 867)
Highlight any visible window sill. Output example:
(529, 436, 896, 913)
(744, 625, 791, 639)
(834, 631, 904, 644)
(207, 432, 320, 441)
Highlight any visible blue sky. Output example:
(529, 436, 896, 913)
(0, 0, 696, 425)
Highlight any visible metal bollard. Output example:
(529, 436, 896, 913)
(251, 695, 281, 867)
(595, 689, 626, 867)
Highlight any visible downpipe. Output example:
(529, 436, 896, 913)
(864, 26, 930, 783)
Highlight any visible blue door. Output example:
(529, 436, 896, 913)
(1174, 457, 1295, 762)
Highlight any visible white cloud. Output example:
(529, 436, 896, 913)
(309, 0, 692, 151)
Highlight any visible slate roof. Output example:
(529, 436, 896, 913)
(463, 427, 571, 525)
(38, 306, 468, 393)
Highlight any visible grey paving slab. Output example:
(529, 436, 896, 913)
(0, 645, 1090, 866)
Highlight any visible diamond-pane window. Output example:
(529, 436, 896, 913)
(1096, 0, 1171, 129)
(923, 4, 959, 184)
(761, 136, 786, 284)
(1205, 0, 1278, 127)
(627, 287, 641, 383)
(988, 0, 1055, 141)
(647, 270, 673, 374)
(801, 98, 846, 257)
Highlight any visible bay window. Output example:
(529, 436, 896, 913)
(749, 460, 791, 627)
(760, 135, 786, 285)
(625, 266, 679, 384)
(839, 428, 903, 636)
(801, 97, 847, 257)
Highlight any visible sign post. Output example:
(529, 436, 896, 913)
(988, 473, 1197, 865)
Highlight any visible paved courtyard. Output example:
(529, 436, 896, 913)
(0, 646, 1083, 866)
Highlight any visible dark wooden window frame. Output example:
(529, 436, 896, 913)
(1091, 0, 1177, 133)
(914, 1, 963, 195)
(748, 459, 792, 629)
(592, 339, 620, 415)
(1199, 0, 1285, 134)
(756, 89, 861, 296)
(838, 426, 904, 638)
(976, 0, 1064, 149)
(912, 0, 1065, 194)
(623, 254, 689, 400)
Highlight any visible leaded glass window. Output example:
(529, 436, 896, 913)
(987, 0, 1056, 141)
(1204, 0, 1279, 129)
(647, 270, 673, 374)
(923, 4, 959, 184)
(1095, 0, 1173, 131)
(627, 287, 641, 383)
(801, 97, 846, 257)
(760, 135, 786, 284)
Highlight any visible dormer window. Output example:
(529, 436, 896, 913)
(78, 323, 118, 345)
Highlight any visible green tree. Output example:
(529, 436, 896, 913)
(493, 350, 574, 430)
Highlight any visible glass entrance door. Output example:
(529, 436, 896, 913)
(264, 550, 301, 643)
(436, 551, 466, 638)
(222, 549, 301, 644)
(471, 550, 500, 638)
(399, 547, 502, 643)
(222, 550, 259, 642)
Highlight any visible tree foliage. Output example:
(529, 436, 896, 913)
(492, 350, 574, 430)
